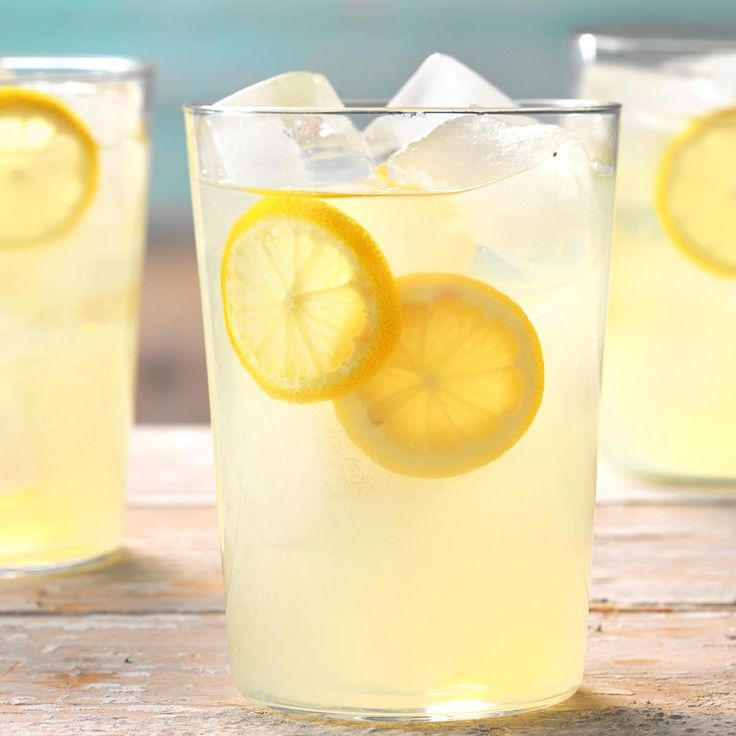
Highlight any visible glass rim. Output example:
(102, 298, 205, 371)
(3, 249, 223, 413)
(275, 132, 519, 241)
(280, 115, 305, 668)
(0, 55, 154, 83)
(183, 98, 620, 116)
(570, 24, 736, 53)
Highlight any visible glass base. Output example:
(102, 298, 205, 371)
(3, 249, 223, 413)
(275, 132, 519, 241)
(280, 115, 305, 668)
(0, 546, 121, 578)
(246, 686, 578, 723)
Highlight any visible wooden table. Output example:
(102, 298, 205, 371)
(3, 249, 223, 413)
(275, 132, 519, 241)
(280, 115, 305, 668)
(2, 427, 735, 735)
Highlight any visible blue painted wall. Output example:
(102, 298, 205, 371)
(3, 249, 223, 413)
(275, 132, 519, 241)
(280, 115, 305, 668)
(4, 0, 735, 228)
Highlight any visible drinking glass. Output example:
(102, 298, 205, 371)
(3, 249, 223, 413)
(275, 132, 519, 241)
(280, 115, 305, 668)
(571, 27, 736, 480)
(185, 101, 618, 720)
(0, 56, 152, 573)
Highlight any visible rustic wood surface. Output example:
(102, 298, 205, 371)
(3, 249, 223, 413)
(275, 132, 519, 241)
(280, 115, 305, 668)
(1, 426, 735, 735)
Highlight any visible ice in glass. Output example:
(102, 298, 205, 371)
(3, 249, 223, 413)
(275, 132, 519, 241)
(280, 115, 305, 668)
(186, 55, 618, 721)
(0, 57, 151, 573)
(573, 29, 736, 480)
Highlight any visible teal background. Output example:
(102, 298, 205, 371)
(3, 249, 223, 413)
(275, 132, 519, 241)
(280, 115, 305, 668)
(4, 0, 735, 231)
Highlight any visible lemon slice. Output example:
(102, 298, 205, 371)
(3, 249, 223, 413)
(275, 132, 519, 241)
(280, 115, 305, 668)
(334, 273, 544, 478)
(0, 88, 98, 247)
(656, 107, 736, 275)
(221, 196, 401, 402)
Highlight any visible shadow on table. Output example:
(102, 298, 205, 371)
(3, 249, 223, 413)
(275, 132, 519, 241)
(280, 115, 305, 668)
(218, 690, 734, 736)
(3, 548, 224, 615)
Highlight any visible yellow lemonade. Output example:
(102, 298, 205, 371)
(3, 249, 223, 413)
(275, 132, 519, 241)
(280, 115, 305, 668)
(0, 60, 149, 572)
(579, 52, 736, 480)
(187, 98, 616, 719)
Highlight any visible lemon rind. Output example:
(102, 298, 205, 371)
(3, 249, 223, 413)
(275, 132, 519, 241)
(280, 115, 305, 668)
(0, 87, 99, 249)
(655, 106, 736, 278)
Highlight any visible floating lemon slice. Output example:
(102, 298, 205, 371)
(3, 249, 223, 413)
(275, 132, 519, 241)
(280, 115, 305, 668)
(656, 107, 736, 276)
(0, 88, 98, 247)
(334, 273, 544, 478)
(221, 196, 401, 402)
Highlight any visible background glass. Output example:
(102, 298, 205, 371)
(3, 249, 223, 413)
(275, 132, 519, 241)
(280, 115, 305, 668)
(0, 57, 152, 573)
(186, 102, 618, 721)
(571, 27, 736, 480)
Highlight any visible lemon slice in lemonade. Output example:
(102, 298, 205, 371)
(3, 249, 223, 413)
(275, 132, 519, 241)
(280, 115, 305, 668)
(334, 273, 544, 478)
(221, 196, 401, 402)
(656, 107, 736, 275)
(0, 88, 98, 247)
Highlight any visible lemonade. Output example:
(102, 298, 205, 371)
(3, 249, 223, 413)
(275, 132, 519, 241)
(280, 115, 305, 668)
(574, 30, 736, 480)
(186, 57, 618, 720)
(0, 58, 150, 572)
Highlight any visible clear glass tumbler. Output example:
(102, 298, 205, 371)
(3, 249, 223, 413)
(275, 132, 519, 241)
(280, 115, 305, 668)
(0, 57, 152, 573)
(571, 27, 736, 481)
(185, 101, 618, 721)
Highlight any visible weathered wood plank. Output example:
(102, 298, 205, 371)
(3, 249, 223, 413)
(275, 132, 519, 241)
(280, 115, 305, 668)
(2, 501, 734, 615)
(127, 426, 215, 507)
(591, 503, 736, 610)
(3, 707, 735, 736)
(0, 611, 734, 734)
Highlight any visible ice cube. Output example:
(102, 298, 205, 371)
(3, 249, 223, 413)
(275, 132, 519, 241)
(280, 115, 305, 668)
(365, 53, 514, 160)
(197, 71, 375, 189)
(383, 109, 596, 289)
(31, 80, 144, 147)
(564, 112, 617, 176)
(463, 137, 597, 290)
(386, 53, 512, 109)
(216, 71, 343, 108)
(386, 114, 568, 189)
(193, 112, 305, 188)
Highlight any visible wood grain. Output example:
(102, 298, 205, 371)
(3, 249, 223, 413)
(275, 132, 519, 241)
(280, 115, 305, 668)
(1, 426, 735, 735)
(1, 611, 734, 734)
